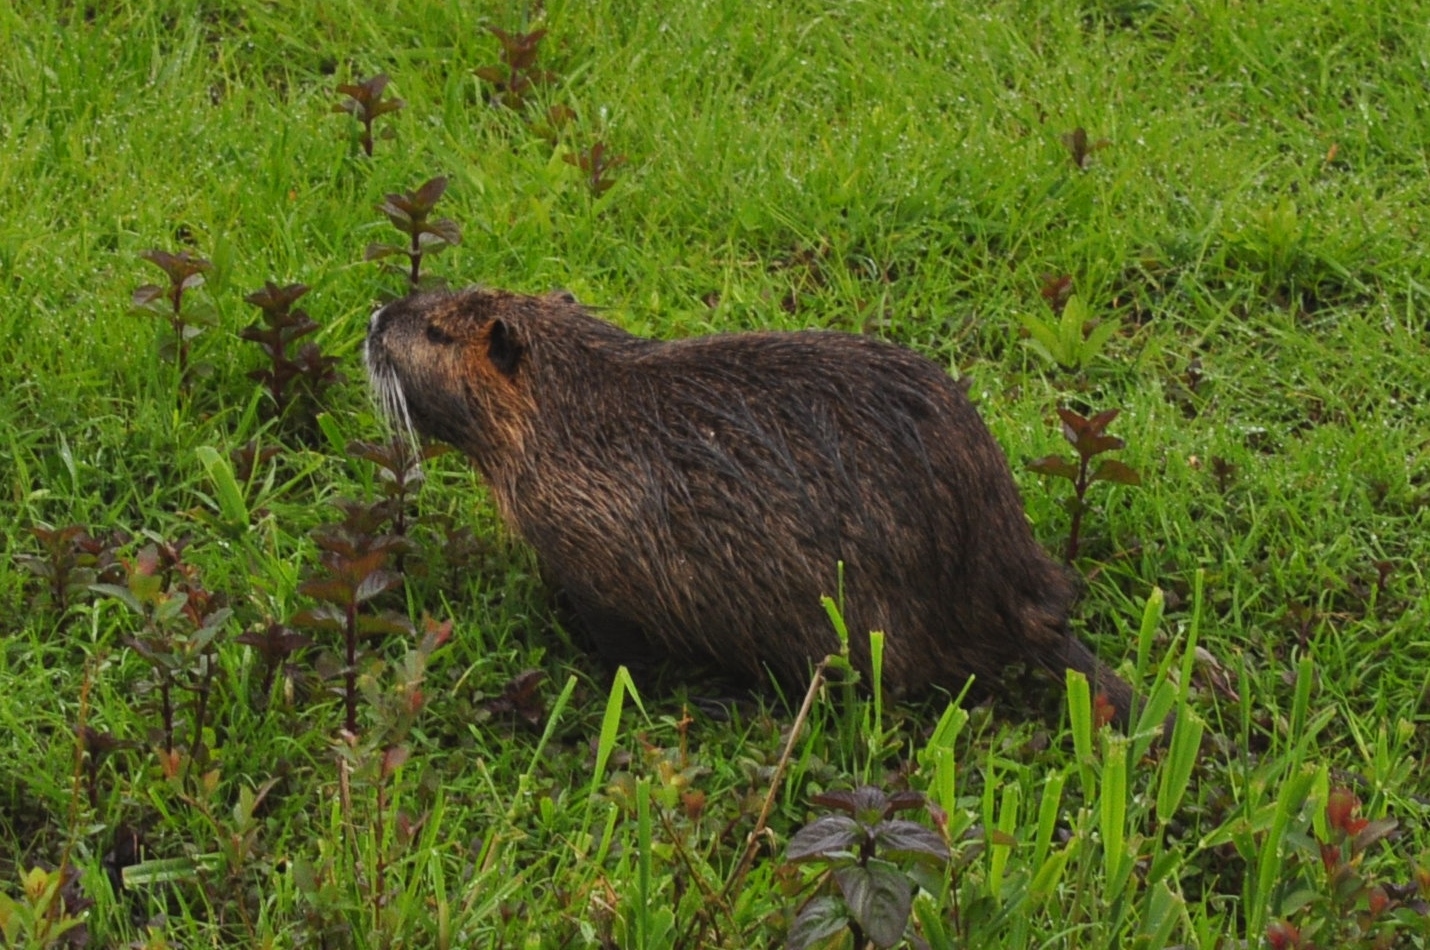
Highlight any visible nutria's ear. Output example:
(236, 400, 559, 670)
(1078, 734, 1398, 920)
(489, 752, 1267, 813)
(486, 318, 524, 376)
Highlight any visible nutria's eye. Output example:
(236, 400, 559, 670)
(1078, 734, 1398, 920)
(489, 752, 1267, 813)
(425, 323, 455, 345)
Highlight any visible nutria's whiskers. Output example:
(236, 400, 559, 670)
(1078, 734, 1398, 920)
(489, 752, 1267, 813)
(378, 370, 421, 459)
(364, 313, 423, 463)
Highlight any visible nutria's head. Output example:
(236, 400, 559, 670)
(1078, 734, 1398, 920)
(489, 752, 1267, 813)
(365, 288, 550, 466)
(365, 286, 642, 469)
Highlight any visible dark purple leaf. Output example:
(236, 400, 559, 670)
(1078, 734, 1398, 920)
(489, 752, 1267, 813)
(1056, 407, 1092, 433)
(882, 790, 926, 816)
(1040, 273, 1074, 309)
(1026, 455, 1079, 481)
(244, 282, 309, 311)
(786, 896, 850, 950)
(484, 670, 546, 726)
(1092, 459, 1141, 486)
(356, 611, 413, 638)
(235, 623, 312, 660)
(363, 241, 397, 262)
(1074, 434, 1124, 458)
(77, 726, 131, 759)
(786, 815, 862, 862)
(873, 820, 950, 863)
(1352, 818, 1399, 854)
(835, 860, 913, 948)
(411, 233, 441, 254)
(381, 744, 409, 780)
(1061, 127, 1110, 169)
(140, 248, 211, 284)
(132, 285, 166, 308)
(1086, 408, 1121, 432)
(412, 176, 448, 210)
(488, 26, 547, 71)
(354, 569, 401, 605)
(299, 576, 355, 605)
(810, 788, 861, 815)
(369, 97, 405, 118)
(376, 196, 415, 224)
(290, 605, 346, 631)
(422, 218, 463, 245)
(340, 550, 392, 585)
(336, 74, 393, 108)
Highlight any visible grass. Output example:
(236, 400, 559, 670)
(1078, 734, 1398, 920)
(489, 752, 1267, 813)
(2, 0, 1429, 946)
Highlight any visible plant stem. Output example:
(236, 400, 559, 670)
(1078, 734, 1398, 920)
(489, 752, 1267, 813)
(1065, 456, 1090, 564)
(161, 678, 175, 755)
(374, 777, 387, 916)
(171, 286, 189, 380)
(185, 656, 216, 786)
(723, 658, 828, 901)
(345, 600, 359, 735)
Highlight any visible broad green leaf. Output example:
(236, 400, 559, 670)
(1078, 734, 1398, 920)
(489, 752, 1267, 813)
(1081, 316, 1121, 361)
(195, 445, 249, 527)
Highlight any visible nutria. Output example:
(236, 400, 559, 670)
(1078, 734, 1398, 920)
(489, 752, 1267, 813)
(365, 287, 1142, 727)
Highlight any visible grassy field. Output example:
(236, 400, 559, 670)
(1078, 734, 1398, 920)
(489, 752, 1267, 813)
(2, 0, 1430, 946)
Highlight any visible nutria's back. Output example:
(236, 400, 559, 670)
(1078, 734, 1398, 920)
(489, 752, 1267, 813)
(366, 287, 1136, 723)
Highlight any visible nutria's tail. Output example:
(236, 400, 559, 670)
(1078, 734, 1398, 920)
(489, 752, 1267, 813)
(1063, 638, 1175, 742)
(1064, 637, 1135, 725)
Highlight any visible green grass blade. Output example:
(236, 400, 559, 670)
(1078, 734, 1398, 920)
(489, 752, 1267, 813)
(195, 444, 249, 528)
(1066, 669, 1095, 798)
(1156, 710, 1205, 824)
(1099, 734, 1129, 887)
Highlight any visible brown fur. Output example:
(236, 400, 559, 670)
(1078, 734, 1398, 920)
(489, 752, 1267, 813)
(366, 288, 1139, 725)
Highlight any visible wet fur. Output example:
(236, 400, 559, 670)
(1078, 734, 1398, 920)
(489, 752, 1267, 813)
(366, 288, 1137, 723)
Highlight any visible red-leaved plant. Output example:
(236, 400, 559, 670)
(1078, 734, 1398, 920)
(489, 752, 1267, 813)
(365, 176, 462, 289)
(475, 27, 554, 110)
(333, 73, 405, 157)
(132, 249, 216, 382)
(1027, 407, 1140, 562)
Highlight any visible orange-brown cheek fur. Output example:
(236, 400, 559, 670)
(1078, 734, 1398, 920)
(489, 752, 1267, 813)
(453, 340, 534, 474)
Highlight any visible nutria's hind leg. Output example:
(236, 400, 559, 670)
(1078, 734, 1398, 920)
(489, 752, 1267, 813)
(555, 589, 664, 672)
(555, 589, 758, 716)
